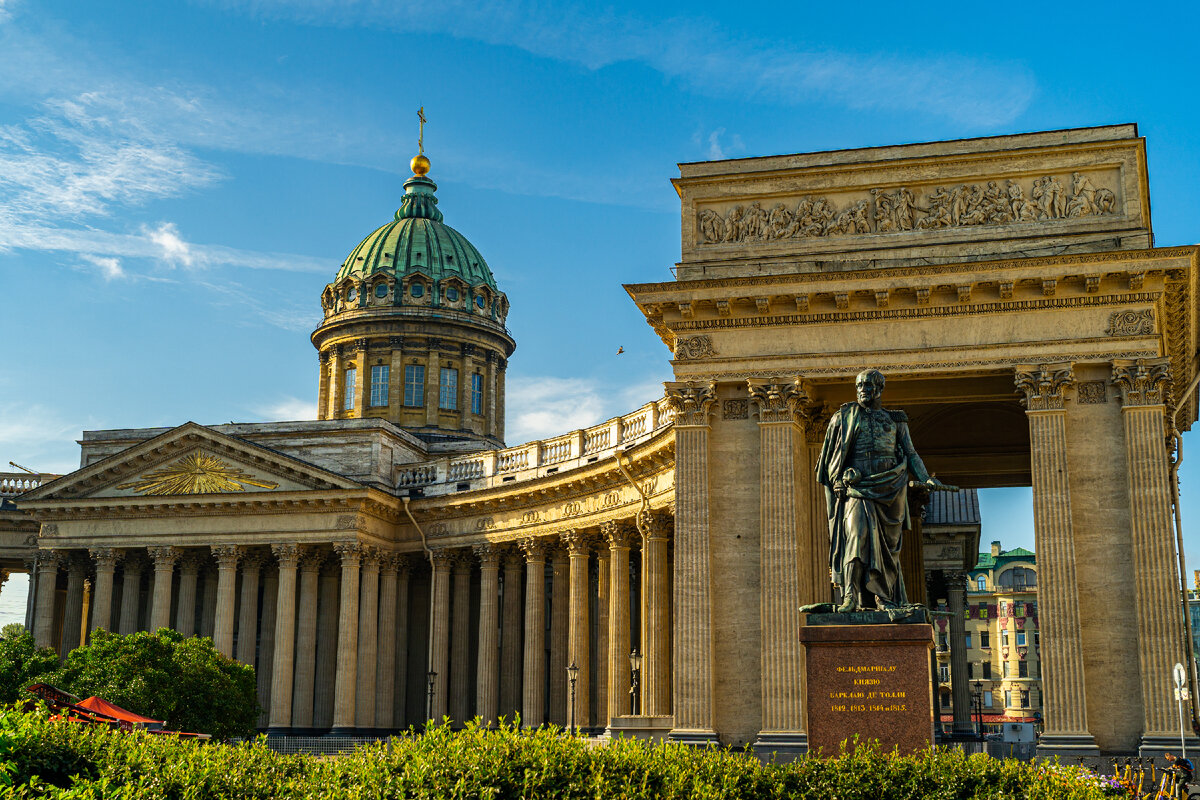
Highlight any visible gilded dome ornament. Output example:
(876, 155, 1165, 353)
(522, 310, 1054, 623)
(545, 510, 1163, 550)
(411, 106, 431, 176)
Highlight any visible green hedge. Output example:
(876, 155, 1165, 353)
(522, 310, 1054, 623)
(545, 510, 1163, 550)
(0, 706, 1128, 799)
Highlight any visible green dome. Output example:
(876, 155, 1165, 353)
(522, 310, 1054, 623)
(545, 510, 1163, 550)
(334, 174, 498, 293)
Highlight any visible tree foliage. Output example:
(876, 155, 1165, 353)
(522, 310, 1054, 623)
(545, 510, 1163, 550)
(54, 628, 258, 740)
(0, 624, 60, 705)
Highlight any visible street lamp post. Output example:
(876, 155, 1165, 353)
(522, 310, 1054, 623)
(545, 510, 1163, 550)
(629, 648, 643, 716)
(567, 661, 579, 734)
(972, 680, 984, 741)
(426, 670, 437, 722)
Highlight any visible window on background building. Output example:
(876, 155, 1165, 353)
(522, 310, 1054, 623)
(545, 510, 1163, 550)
(983, 691, 993, 707)
(344, 368, 357, 410)
(1019, 661, 1028, 678)
(981, 630, 990, 648)
(977, 575, 987, 590)
(983, 661, 992, 679)
(939, 632, 948, 649)
(999, 567, 1036, 590)
(471, 373, 483, 414)
(968, 662, 974, 679)
(1034, 630, 1040, 647)
(1021, 690, 1030, 707)
(978, 602, 989, 619)
(404, 365, 424, 407)
(940, 665, 949, 682)
(439, 367, 458, 410)
(941, 693, 950, 708)
(370, 365, 389, 406)
(1001, 630, 1009, 647)
(1028, 601, 1038, 617)
(1005, 690, 1013, 707)
(999, 600, 1007, 616)
(1016, 631, 1027, 647)
(1003, 661, 1010, 678)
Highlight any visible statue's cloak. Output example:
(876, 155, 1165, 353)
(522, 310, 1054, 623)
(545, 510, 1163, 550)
(814, 402, 911, 605)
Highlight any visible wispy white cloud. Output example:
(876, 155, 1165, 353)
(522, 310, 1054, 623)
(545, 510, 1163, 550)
(504, 372, 668, 445)
(701, 127, 745, 160)
(79, 253, 125, 280)
(210, 1, 1036, 126)
(252, 396, 318, 421)
(0, 403, 91, 474)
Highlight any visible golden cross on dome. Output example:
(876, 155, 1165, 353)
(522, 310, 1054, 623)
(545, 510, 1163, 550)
(418, 106, 426, 155)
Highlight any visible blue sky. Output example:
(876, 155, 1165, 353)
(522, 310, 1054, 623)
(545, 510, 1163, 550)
(2, 0, 1200, 619)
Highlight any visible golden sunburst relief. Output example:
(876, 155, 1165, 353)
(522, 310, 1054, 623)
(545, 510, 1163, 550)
(116, 452, 280, 495)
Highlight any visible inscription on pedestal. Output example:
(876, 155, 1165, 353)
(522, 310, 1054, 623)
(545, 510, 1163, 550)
(799, 622, 935, 756)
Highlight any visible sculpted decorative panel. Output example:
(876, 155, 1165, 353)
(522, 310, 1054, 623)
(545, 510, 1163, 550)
(116, 451, 280, 495)
(696, 171, 1119, 246)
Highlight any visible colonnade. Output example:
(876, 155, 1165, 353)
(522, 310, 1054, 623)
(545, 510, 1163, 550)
(23, 510, 673, 734)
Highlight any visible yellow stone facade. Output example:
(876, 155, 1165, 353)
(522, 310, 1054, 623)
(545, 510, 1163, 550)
(1, 124, 1197, 756)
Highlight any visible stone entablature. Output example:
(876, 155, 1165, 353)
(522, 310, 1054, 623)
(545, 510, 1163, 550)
(395, 398, 675, 495)
(674, 125, 1151, 279)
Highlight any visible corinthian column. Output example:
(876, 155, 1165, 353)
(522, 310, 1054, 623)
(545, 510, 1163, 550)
(429, 549, 453, 721)
(89, 548, 121, 635)
(748, 378, 810, 751)
(595, 543, 610, 728)
(562, 530, 591, 731)
(356, 548, 381, 730)
(636, 511, 672, 719)
(211, 545, 242, 657)
(1112, 358, 1196, 753)
(500, 551, 524, 720)
(32, 552, 61, 649)
(521, 537, 548, 727)
(450, 552, 474, 725)
(292, 550, 324, 731)
(664, 381, 719, 744)
(314, 558, 341, 730)
(604, 520, 636, 722)
(118, 552, 145, 634)
(375, 553, 402, 730)
(1015, 364, 1097, 755)
(236, 552, 266, 665)
(548, 546, 569, 726)
(174, 552, 202, 637)
(268, 543, 302, 733)
(945, 570, 973, 736)
(331, 542, 361, 734)
(147, 546, 180, 633)
(475, 545, 502, 727)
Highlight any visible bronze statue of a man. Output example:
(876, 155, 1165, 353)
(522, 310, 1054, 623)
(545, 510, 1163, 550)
(814, 369, 955, 612)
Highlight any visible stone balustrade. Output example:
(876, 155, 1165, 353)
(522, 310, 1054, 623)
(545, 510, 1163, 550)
(391, 399, 673, 495)
(0, 473, 55, 498)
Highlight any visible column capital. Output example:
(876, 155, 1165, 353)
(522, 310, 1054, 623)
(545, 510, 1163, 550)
(664, 381, 718, 427)
(379, 551, 412, 572)
(602, 520, 637, 549)
(211, 544, 242, 570)
(560, 529, 590, 557)
(359, 546, 382, 570)
(519, 537, 549, 562)
(430, 548, 456, 568)
(298, 549, 326, 574)
(452, 550, 475, 574)
(147, 545, 181, 569)
(240, 550, 269, 572)
(746, 377, 812, 424)
(1111, 357, 1171, 407)
(271, 543, 303, 569)
(332, 541, 362, 567)
(502, 549, 525, 570)
(121, 551, 148, 572)
(636, 510, 672, 543)
(35, 551, 62, 573)
(1015, 362, 1075, 411)
(178, 550, 209, 573)
(88, 548, 122, 569)
(473, 543, 503, 566)
(942, 569, 969, 589)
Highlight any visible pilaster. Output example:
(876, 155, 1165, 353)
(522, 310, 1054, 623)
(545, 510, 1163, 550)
(1015, 363, 1098, 755)
(664, 381, 720, 744)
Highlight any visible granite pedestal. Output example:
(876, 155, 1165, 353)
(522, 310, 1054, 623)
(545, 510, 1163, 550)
(799, 616, 936, 756)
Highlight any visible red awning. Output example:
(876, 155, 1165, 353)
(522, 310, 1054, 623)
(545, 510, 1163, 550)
(76, 696, 164, 728)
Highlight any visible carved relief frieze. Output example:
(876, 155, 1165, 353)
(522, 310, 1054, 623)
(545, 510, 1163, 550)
(722, 399, 748, 420)
(116, 451, 280, 496)
(1105, 309, 1155, 337)
(696, 171, 1120, 246)
(1077, 381, 1108, 405)
(674, 335, 717, 360)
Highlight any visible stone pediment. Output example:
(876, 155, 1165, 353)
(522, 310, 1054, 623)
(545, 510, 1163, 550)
(20, 422, 362, 503)
(675, 125, 1151, 279)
